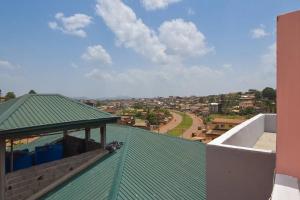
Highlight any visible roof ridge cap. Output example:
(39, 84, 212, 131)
(58, 94, 113, 117)
(111, 124, 202, 144)
(0, 94, 31, 128)
(108, 129, 132, 200)
(129, 125, 204, 144)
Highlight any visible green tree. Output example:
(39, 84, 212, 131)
(96, 101, 102, 107)
(146, 112, 158, 125)
(163, 109, 171, 117)
(240, 107, 256, 117)
(135, 111, 142, 118)
(5, 92, 16, 100)
(263, 100, 276, 113)
(262, 87, 276, 101)
(254, 90, 262, 100)
(203, 116, 212, 125)
(133, 102, 143, 109)
(28, 90, 37, 94)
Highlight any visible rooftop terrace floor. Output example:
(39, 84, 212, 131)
(253, 132, 276, 151)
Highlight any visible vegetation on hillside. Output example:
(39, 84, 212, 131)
(5, 92, 16, 100)
(122, 107, 171, 125)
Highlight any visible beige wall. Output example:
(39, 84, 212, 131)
(206, 145, 275, 200)
(277, 10, 300, 179)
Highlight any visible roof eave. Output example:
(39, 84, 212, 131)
(0, 116, 120, 139)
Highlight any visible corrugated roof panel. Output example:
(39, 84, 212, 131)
(0, 94, 116, 133)
(39, 125, 206, 200)
(116, 128, 205, 200)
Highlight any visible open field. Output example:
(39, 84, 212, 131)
(167, 112, 193, 137)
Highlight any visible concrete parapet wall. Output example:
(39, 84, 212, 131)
(207, 114, 277, 200)
(211, 114, 265, 148)
(264, 114, 277, 133)
(206, 145, 275, 200)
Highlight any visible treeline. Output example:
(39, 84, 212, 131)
(0, 89, 37, 101)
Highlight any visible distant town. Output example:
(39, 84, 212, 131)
(0, 87, 275, 144)
(85, 87, 276, 143)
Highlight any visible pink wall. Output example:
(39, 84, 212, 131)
(277, 10, 300, 179)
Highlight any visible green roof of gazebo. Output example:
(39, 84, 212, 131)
(0, 94, 119, 137)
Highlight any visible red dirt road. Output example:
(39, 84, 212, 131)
(182, 113, 204, 139)
(156, 112, 182, 134)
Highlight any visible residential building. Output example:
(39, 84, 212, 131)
(206, 10, 300, 200)
(239, 100, 254, 109)
(209, 102, 219, 113)
(80, 99, 97, 107)
(0, 97, 6, 103)
(0, 94, 119, 200)
(133, 118, 149, 130)
(210, 118, 245, 131)
(272, 10, 300, 199)
(0, 94, 205, 200)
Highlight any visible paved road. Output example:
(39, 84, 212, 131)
(156, 112, 182, 134)
(182, 113, 204, 139)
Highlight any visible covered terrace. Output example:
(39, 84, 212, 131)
(0, 94, 119, 200)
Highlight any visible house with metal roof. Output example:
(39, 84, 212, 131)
(0, 94, 206, 200)
(0, 94, 121, 200)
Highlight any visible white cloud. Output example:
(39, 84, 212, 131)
(187, 8, 195, 15)
(222, 64, 233, 71)
(96, 0, 212, 64)
(237, 43, 276, 89)
(82, 45, 112, 64)
(158, 19, 213, 57)
(251, 24, 269, 39)
(71, 63, 79, 69)
(141, 0, 181, 10)
(0, 59, 19, 70)
(261, 43, 276, 74)
(85, 64, 234, 97)
(84, 44, 276, 97)
(49, 13, 92, 38)
(96, 0, 171, 64)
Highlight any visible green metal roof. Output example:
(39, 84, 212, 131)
(0, 94, 118, 137)
(35, 125, 206, 200)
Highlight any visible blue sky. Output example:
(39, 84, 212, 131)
(0, 0, 299, 98)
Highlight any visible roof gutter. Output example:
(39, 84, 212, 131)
(0, 116, 120, 139)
